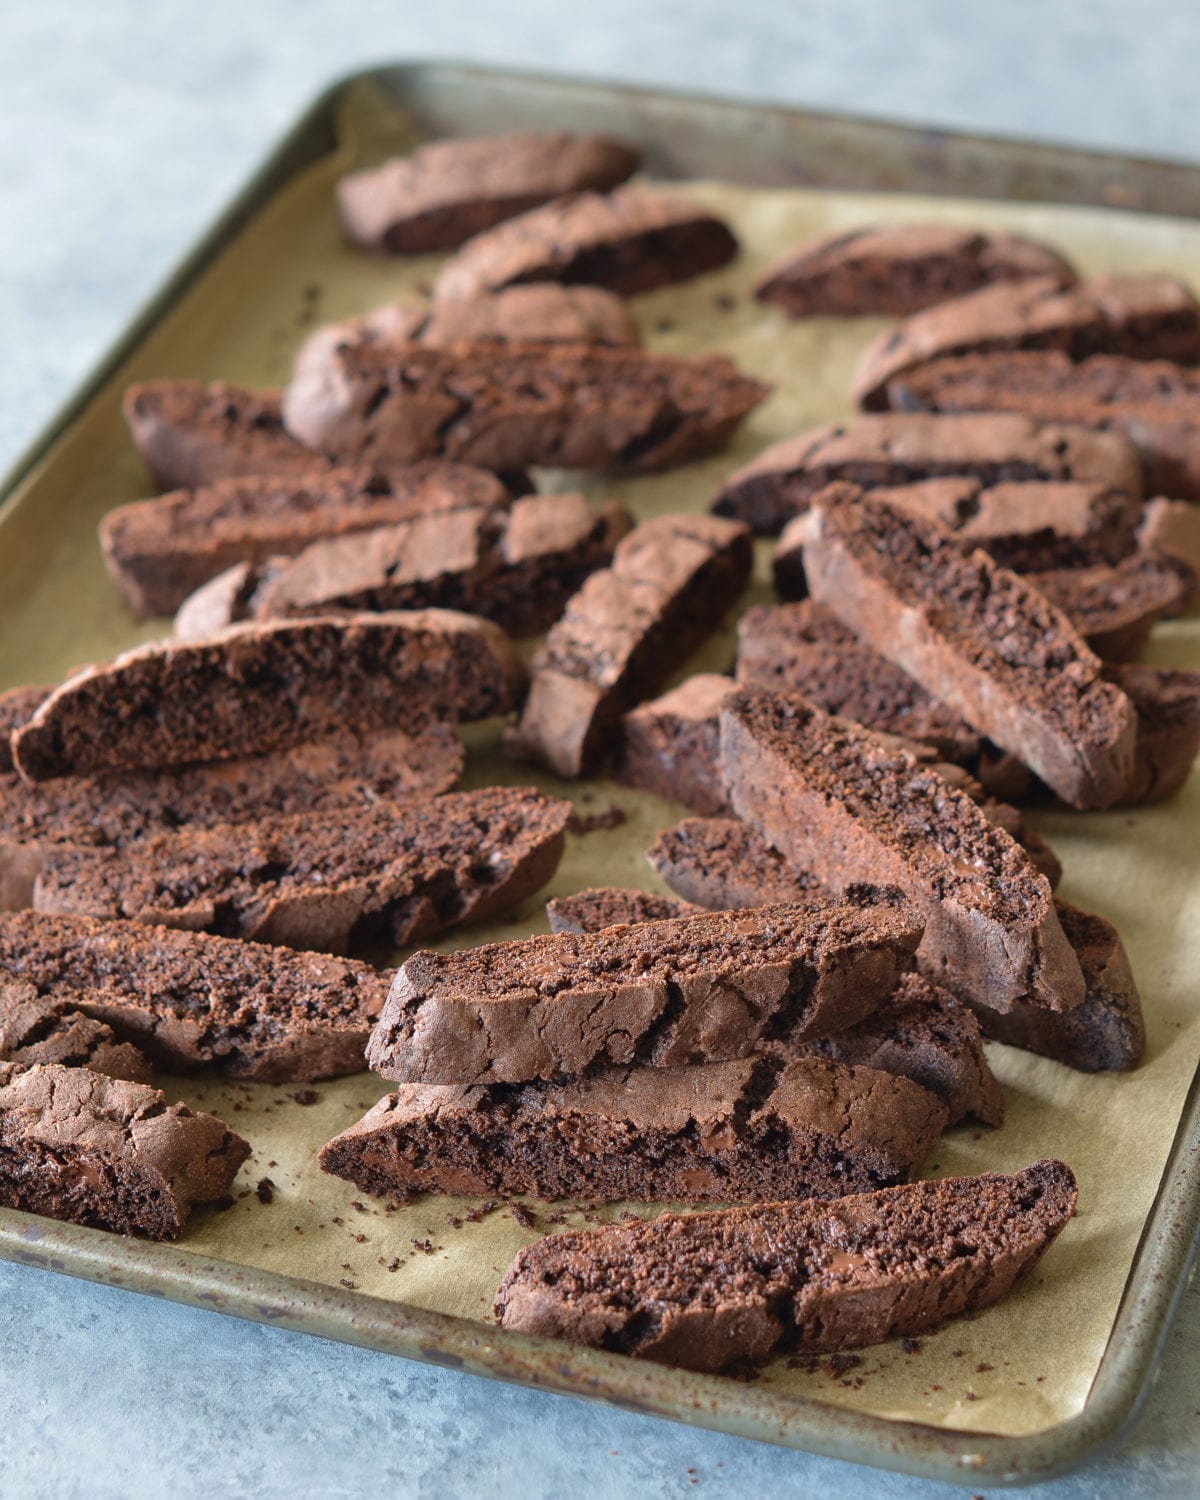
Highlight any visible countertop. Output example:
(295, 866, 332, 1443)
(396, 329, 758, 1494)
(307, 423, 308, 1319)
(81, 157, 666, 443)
(1, 4, 1199, 1496)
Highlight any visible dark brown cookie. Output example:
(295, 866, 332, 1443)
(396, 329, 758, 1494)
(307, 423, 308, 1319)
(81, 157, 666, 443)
(493, 1159, 1077, 1370)
(614, 674, 735, 816)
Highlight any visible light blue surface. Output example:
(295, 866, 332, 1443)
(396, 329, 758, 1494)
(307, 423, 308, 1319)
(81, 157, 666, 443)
(2, 5, 1199, 1495)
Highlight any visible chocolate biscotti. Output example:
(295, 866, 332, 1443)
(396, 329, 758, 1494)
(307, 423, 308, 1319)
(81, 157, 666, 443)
(614, 674, 735, 816)
(282, 339, 768, 474)
(711, 412, 1141, 535)
(367, 893, 924, 1085)
(433, 186, 738, 301)
(33, 787, 570, 955)
(335, 131, 640, 253)
(754, 224, 1075, 318)
(1028, 554, 1190, 661)
(321, 1054, 947, 1205)
(545, 887, 701, 934)
(0, 977, 151, 1083)
(720, 687, 1085, 1013)
(802, 489, 1138, 809)
(99, 461, 517, 618)
(0, 911, 389, 1082)
(0, 724, 463, 910)
(494, 1160, 1077, 1369)
(213, 493, 633, 637)
(0, 1062, 250, 1239)
(853, 273, 1200, 408)
(885, 350, 1200, 499)
(13, 611, 523, 781)
(1109, 663, 1200, 802)
(505, 515, 751, 778)
(647, 817, 832, 911)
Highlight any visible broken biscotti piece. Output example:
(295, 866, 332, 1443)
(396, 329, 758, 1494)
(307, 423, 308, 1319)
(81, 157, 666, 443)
(99, 461, 517, 619)
(493, 1159, 1077, 1370)
(614, 674, 735, 816)
(0, 725, 464, 911)
(282, 340, 768, 474)
(0, 1062, 250, 1240)
(754, 224, 1074, 318)
(13, 611, 523, 782)
(0, 910, 389, 1082)
(433, 185, 738, 301)
(853, 273, 1200, 408)
(505, 515, 751, 778)
(367, 893, 924, 1085)
(33, 787, 570, 956)
(803, 488, 1138, 809)
(719, 687, 1085, 1013)
(0, 975, 151, 1083)
(207, 493, 633, 638)
(538, 888, 1002, 1128)
(710, 412, 1140, 535)
(336, 131, 640, 253)
(321, 1053, 947, 1205)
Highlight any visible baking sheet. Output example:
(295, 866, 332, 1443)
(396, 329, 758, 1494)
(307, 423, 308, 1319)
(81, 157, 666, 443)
(2, 83, 1199, 1442)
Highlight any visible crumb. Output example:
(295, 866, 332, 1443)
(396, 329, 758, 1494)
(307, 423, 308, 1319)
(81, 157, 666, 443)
(567, 803, 626, 835)
(212, 1195, 235, 1213)
(340, 1263, 352, 1271)
(952, 1349, 965, 1358)
(976, 1362, 994, 1373)
(510, 1202, 537, 1230)
(447, 1215, 463, 1229)
(255, 1177, 275, 1205)
(411, 1238, 436, 1255)
(901, 1338, 922, 1355)
(332, 1216, 345, 1226)
(465, 1201, 498, 1223)
(964, 1390, 978, 1402)
(267, 1160, 277, 1169)
(823, 1354, 861, 1379)
(386, 1257, 402, 1273)
(292, 1089, 320, 1106)
(351, 1201, 368, 1213)
(339, 1279, 357, 1290)
(353, 1232, 367, 1244)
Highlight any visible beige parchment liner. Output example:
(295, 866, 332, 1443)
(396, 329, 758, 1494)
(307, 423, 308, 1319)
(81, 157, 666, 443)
(2, 90, 1199, 1439)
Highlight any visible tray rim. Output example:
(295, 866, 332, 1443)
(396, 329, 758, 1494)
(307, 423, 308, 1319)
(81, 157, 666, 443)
(1, 58, 1199, 1488)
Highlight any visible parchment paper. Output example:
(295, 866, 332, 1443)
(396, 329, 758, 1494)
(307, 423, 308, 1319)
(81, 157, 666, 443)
(2, 85, 1199, 1438)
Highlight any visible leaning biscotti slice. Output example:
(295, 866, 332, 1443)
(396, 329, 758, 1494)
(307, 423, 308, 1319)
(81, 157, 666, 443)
(12, 611, 523, 782)
(432, 186, 738, 301)
(32, 787, 570, 956)
(99, 461, 516, 619)
(320, 1054, 946, 1206)
(0, 910, 389, 1082)
(754, 223, 1075, 318)
(0, 724, 464, 910)
(493, 1159, 1077, 1370)
(802, 488, 1138, 809)
(366, 893, 924, 1085)
(1106, 663, 1200, 803)
(1027, 553, 1190, 662)
(853, 273, 1200, 408)
(0, 1062, 250, 1239)
(336, 131, 640, 254)
(282, 339, 769, 474)
(0, 976, 151, 1083)
(539, 888, 1001, 1128)
(505, 514, 751, 778)
(710, 411, 1141, 535)
(719, 688, 1084, 1013)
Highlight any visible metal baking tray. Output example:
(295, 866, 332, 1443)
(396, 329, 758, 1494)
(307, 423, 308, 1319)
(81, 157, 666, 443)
(1, 62, 1199, 1488)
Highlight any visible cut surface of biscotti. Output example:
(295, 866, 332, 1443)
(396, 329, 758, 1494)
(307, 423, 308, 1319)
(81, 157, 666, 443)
(0, 1062, 250, 1240)
(320, 1054, 946, 1206)
(493, 1159, 1077, 1370)
(0, 976, 151, 1083)
(614, 673, 735, 816)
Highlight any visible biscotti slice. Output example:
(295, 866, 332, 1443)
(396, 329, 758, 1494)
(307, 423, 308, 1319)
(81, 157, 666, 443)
(1028, 554, 1190, 661)
(803, 488, 1138, 809)
(0, 685, 53, 774)
(0, 1062, 250, 1239)
(0, 976, 151, 1083)
(614, 674, 735, 816)
(494, 1159, 1077, 1370)
(720, 687, 1084, 1013)
(321, 1054, 947, 1205)
(99, 461, 516, 618)
(33, 787, 571, 955)
(0, 724, 463, 910)
(754, 224, 1075, 318)
(433, 186, 738, 301)
(854, 274, 1200, 408)
(1107, 663, 1200, 802)
(647, 817, 832, 911)
(282, 339, 768, 474)
(336, 131, 640, 253)
(1138, 498, 1200, 599)
(13, 611, 523, 782)
(711, 412, 1140, 535)
(367, 893, 924, 1085)
(545, 887, 699, 934)
(505, 515, 751, 778)
(975, 900, 1145, 1071)
(0, 911, 389, 1082)
(538, 888, 1002, 1128)
(231, 494, 633, 637)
